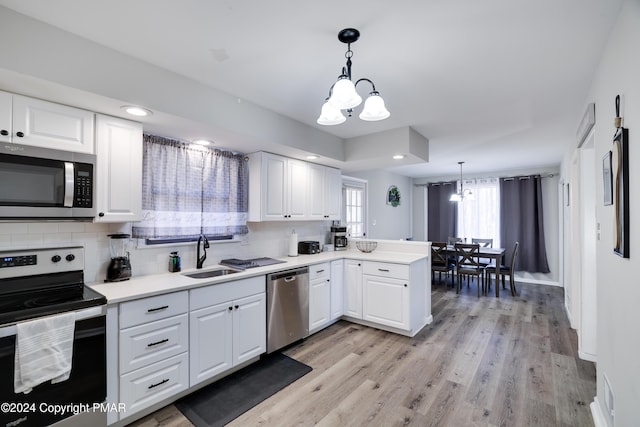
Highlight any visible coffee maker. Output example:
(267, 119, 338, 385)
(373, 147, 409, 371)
(331, 225, 348, 251)
(106, 233, 132, 282)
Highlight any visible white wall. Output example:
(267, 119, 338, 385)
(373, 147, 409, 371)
(347, 170, 413, 240)
(562, 1, 640, 425)
(0, 221, 330, 285)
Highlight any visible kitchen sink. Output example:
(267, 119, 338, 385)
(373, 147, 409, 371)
(183, 268, 241, 279)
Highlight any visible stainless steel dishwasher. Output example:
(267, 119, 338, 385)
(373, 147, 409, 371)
(267, 266, 309, 353)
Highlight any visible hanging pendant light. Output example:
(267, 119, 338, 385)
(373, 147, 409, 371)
(450, 161, 475, 202)
(317, 28, 390, 125)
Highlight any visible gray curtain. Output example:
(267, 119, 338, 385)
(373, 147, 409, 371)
(132, 134, 248, 239)
(427, 182, 458, 242)
(499, 175, 549, 273)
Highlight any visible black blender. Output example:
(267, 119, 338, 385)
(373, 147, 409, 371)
(106, 233, 132, 282)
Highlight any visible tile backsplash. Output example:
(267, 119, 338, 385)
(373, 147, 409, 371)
(0, 221, 331, 284)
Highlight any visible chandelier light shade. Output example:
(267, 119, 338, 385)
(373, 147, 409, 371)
(317, 99, 347, 126)
(450, 161, 475, 202)
(317, 28, 390, 126)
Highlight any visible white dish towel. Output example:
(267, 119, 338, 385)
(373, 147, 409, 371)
(14, 312, 76, 394)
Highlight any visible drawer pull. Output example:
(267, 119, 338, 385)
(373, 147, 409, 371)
(147, 338, 169, 348)
(148, 378, 169, 389)
(316, 269, 325, 273)
(147, 305, 169, 313)
(378, 268, 390, 272)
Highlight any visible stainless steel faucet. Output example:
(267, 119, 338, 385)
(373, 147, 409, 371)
(196, 234, 209, 269)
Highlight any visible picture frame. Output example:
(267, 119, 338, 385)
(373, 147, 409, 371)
(387, 185, 401, 207)
(612, 127, 629, 258)
(602, 150, 613, 206)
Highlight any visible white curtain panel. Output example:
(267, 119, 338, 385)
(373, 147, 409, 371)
(456, 178, 500, 248)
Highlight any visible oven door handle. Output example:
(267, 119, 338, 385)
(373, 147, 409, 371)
(0, 305, 106, 338)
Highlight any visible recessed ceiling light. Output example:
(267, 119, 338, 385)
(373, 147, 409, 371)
(193, 139, 212, 146)
(306, 155, 319, 160)
(393, 154, 406, 160)
(121, 105, 153, 117)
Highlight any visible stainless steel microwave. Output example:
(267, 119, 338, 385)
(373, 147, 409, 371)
(0, 143, 96, 220)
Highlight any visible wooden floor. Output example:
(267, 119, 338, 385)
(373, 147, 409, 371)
(129, 280, 596, 427)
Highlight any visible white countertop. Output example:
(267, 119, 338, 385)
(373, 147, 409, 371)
(89, 249, 428, 304)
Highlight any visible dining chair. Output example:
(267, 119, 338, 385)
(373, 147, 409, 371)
(431, 242, 454, 287)
(484, 241, 519, 296)
(447, 236, 464, 246)
(472, 238, 493, 266)
(454, 243, 483, 297)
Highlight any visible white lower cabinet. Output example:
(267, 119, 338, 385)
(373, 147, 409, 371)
(330, 260, 344, 320)
(117, 291, 189, 421)
(189, 276, 266, 387)
(363, 275, 409, 330)
(343, 259, 363, 319)
(309, 262, 331, 333)
(120, 353, 189, 416)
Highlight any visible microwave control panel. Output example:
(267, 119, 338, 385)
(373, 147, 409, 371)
(74, 163, 93, 208)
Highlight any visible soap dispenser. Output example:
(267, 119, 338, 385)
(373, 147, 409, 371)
(288, 229, 298, 257)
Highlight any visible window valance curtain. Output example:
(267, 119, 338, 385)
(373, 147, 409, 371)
(499, 175, 550, 273)
(132, 134, 248, 239)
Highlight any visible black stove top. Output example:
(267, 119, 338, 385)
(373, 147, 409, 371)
(0, 247, 106, 326)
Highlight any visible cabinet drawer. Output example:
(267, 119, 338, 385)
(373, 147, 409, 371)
(190, 276, 264, 311)
(309, 262, 330, 281)
(120, 291, 188, 329)
(120, 352, 189, 418)
(120, 314, 189, 374)
(363, 261, 409, 279)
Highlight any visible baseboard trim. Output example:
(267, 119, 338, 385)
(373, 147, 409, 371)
(514, 277, 561, 287)
(578, 350, 597, 362)
(590, 397, 608, 427)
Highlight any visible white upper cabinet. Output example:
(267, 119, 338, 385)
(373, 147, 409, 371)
(0, 91, 11, 143)
(248, 151, 341, 222)
(94, 114, 143, 222)
(10, 93, 95, 154)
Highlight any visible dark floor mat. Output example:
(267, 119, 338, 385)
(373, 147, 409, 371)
(175, 353, 312, 426)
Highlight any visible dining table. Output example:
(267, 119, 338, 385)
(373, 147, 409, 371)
(446, 245, 506, 297)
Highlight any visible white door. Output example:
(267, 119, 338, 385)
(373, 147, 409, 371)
(12, 95, 95, 153)
(330, 260, 344, 319)
(233, 293, 266, 365)
(343, 260, 363, 319)
(309, 277, 331, 331)
(287, 158, 308, 219)
(189, 302, 233, 386)
(363, 275, 409, 330)
(94, 115, 143, 222)
(263, 154, 287, 220)
(0, 91, 11, 143)
(307, 163, 325, 220)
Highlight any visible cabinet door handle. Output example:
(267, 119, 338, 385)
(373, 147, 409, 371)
(378, 268, 390, 272)
(15, 131, 24, 138)
(404, 284, 408, 287)
(148, 378, 169, 389)
(234, 305, 239, 310)
(147, 338, 169, 347)
(228, 306, 233, 311)
(0, 130, 8, 136)
(316, 269, 324, 273)
(147, 305, 169, 313)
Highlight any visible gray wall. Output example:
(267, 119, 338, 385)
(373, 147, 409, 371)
(347, 170, 413, 240)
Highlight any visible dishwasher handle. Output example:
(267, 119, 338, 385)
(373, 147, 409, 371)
(269, 267, 309, 281)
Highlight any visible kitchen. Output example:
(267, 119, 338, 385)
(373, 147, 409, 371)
(0, 1, 638, 427)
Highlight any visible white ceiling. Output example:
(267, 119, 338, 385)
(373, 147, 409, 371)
(0, 0, 623, 178)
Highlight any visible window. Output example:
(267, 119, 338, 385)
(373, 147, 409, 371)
(343, 177, 367, 238)
(456, 178, 500, 247)
(132, 134, 248, 244)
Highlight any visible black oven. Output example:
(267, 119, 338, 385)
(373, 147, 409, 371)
(0, 143, 95, 220)
(0, 246, 107, 427)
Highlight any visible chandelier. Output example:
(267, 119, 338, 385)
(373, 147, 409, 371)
(450, 161, 475, 202)
(317, 28, 391, 126)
